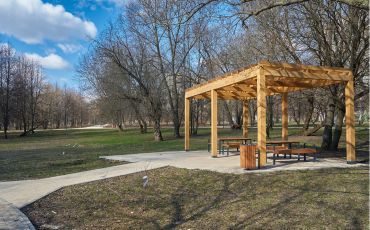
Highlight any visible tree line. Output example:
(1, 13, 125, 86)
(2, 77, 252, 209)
(79, 0, 368, 151)
(0, 44, 91, 139)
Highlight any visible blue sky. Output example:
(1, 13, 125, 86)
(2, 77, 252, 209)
(0, 0, 125, 88)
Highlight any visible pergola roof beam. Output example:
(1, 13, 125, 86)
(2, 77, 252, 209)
(185, 66, 258, 98)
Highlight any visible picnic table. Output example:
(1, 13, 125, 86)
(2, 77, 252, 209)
(217, 137, 253, 155)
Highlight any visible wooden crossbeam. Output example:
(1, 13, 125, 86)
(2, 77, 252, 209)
(185, 66, 258, 98)
(222, 85, 255, 93)
(263, 67, 351, 81)
(266, 78, 342, 88)
(260, 61, 352, 73)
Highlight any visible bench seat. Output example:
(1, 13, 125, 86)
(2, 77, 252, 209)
(221, 142, 241, 156)
(272, 148, 292, 165)
(272, 148, 318, 165)
(291, 148, 318, 161)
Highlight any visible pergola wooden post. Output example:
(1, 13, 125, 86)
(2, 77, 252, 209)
(281, 92, 288, 142)
(184, 61, 356, 165)
(257, 67, 267, 166)
(345, 79, 356, 163)
(242, 100, 249, 138)
(184, 98, 190, 151)
(211, 89, 218, 157)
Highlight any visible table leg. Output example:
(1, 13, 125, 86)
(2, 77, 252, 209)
(218, 140, 221, 155)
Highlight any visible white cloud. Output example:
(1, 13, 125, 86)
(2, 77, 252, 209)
(0, 0, 97, 44)
(103, 0, 127, 6)
(25, 53, 70, 70)
(57, 43, 84, 53)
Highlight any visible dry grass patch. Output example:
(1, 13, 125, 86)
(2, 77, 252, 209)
(23, 166, 369, 229)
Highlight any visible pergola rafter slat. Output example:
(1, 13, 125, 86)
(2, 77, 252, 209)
(184, 61, 356, 166)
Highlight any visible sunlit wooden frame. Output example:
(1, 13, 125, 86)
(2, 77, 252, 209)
(184, 61, 355, 166)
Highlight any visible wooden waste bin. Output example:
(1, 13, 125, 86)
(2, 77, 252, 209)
(240, 144, 257, 170)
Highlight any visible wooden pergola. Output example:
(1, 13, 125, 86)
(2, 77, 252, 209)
(184, 61, 356, 167)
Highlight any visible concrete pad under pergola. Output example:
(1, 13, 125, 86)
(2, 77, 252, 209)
(184, 61, 356, 167)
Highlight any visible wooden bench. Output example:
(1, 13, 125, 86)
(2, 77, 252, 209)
(291, 148, 318, 161)
(221, 142, 241, 156)
(272, 148, 292, 165)
(273, 147, 318, 165)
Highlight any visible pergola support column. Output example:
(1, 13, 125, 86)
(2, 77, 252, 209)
(345, 80, 356, 163)
(211, 90, 218, 157)
(184, 98, 190, 151)
(257, 67, 267, 166)
(242, 100, 249, 138)
(281, 92, 288, 142)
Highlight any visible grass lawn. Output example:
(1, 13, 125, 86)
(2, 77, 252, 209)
(23, 166, 369, 229)
(0, 126, 368, 181)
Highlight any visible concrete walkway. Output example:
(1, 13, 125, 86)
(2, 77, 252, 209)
(0, 161, 167, 208)
(0, 199, 35, 230)
(0, 150, 366, 229)
(103, 150, 366, 174)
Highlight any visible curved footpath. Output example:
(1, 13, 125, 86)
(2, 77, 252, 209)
(0, 150, 366, 229)
(0, 198, 35, 230)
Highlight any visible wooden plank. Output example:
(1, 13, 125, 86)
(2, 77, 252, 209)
(281, 92, 288, 143)
(211, 89, 218, 157)
(257, 67, 267, 166)
(260, 60, 353, 73)
(345, 80, 356, 162)
(243, 100, 249, 138)
(193, 94, 209, 99)
(263, 67, 352, 81)
(184, 98, 190, 151)
(185, 67, 258, 98)
(217, 90, 256, 97)
(267, 78, 343, 88)
(222, 85, 255, 93)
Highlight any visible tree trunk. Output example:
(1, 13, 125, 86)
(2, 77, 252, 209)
(118, 123, 124, 131)
(321, 97, 335, 150)
(173, 113, 181, 138)
(266, 96, 274, 138)
(304, 123, 324, 136)
(153, 118, 163, 141)
(234, 101, 243, 127)
(249, 100, 256, 126)
(303, 96, 314, 132)
(190, 100, 200, 135)
(141, 119, 147, 133)
(267, 96, 274, 129)
(223, 101, 235, 128)
(331, 105, 345, 150)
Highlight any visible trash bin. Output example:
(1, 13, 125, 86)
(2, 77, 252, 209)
(240, 144, 257, 170)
